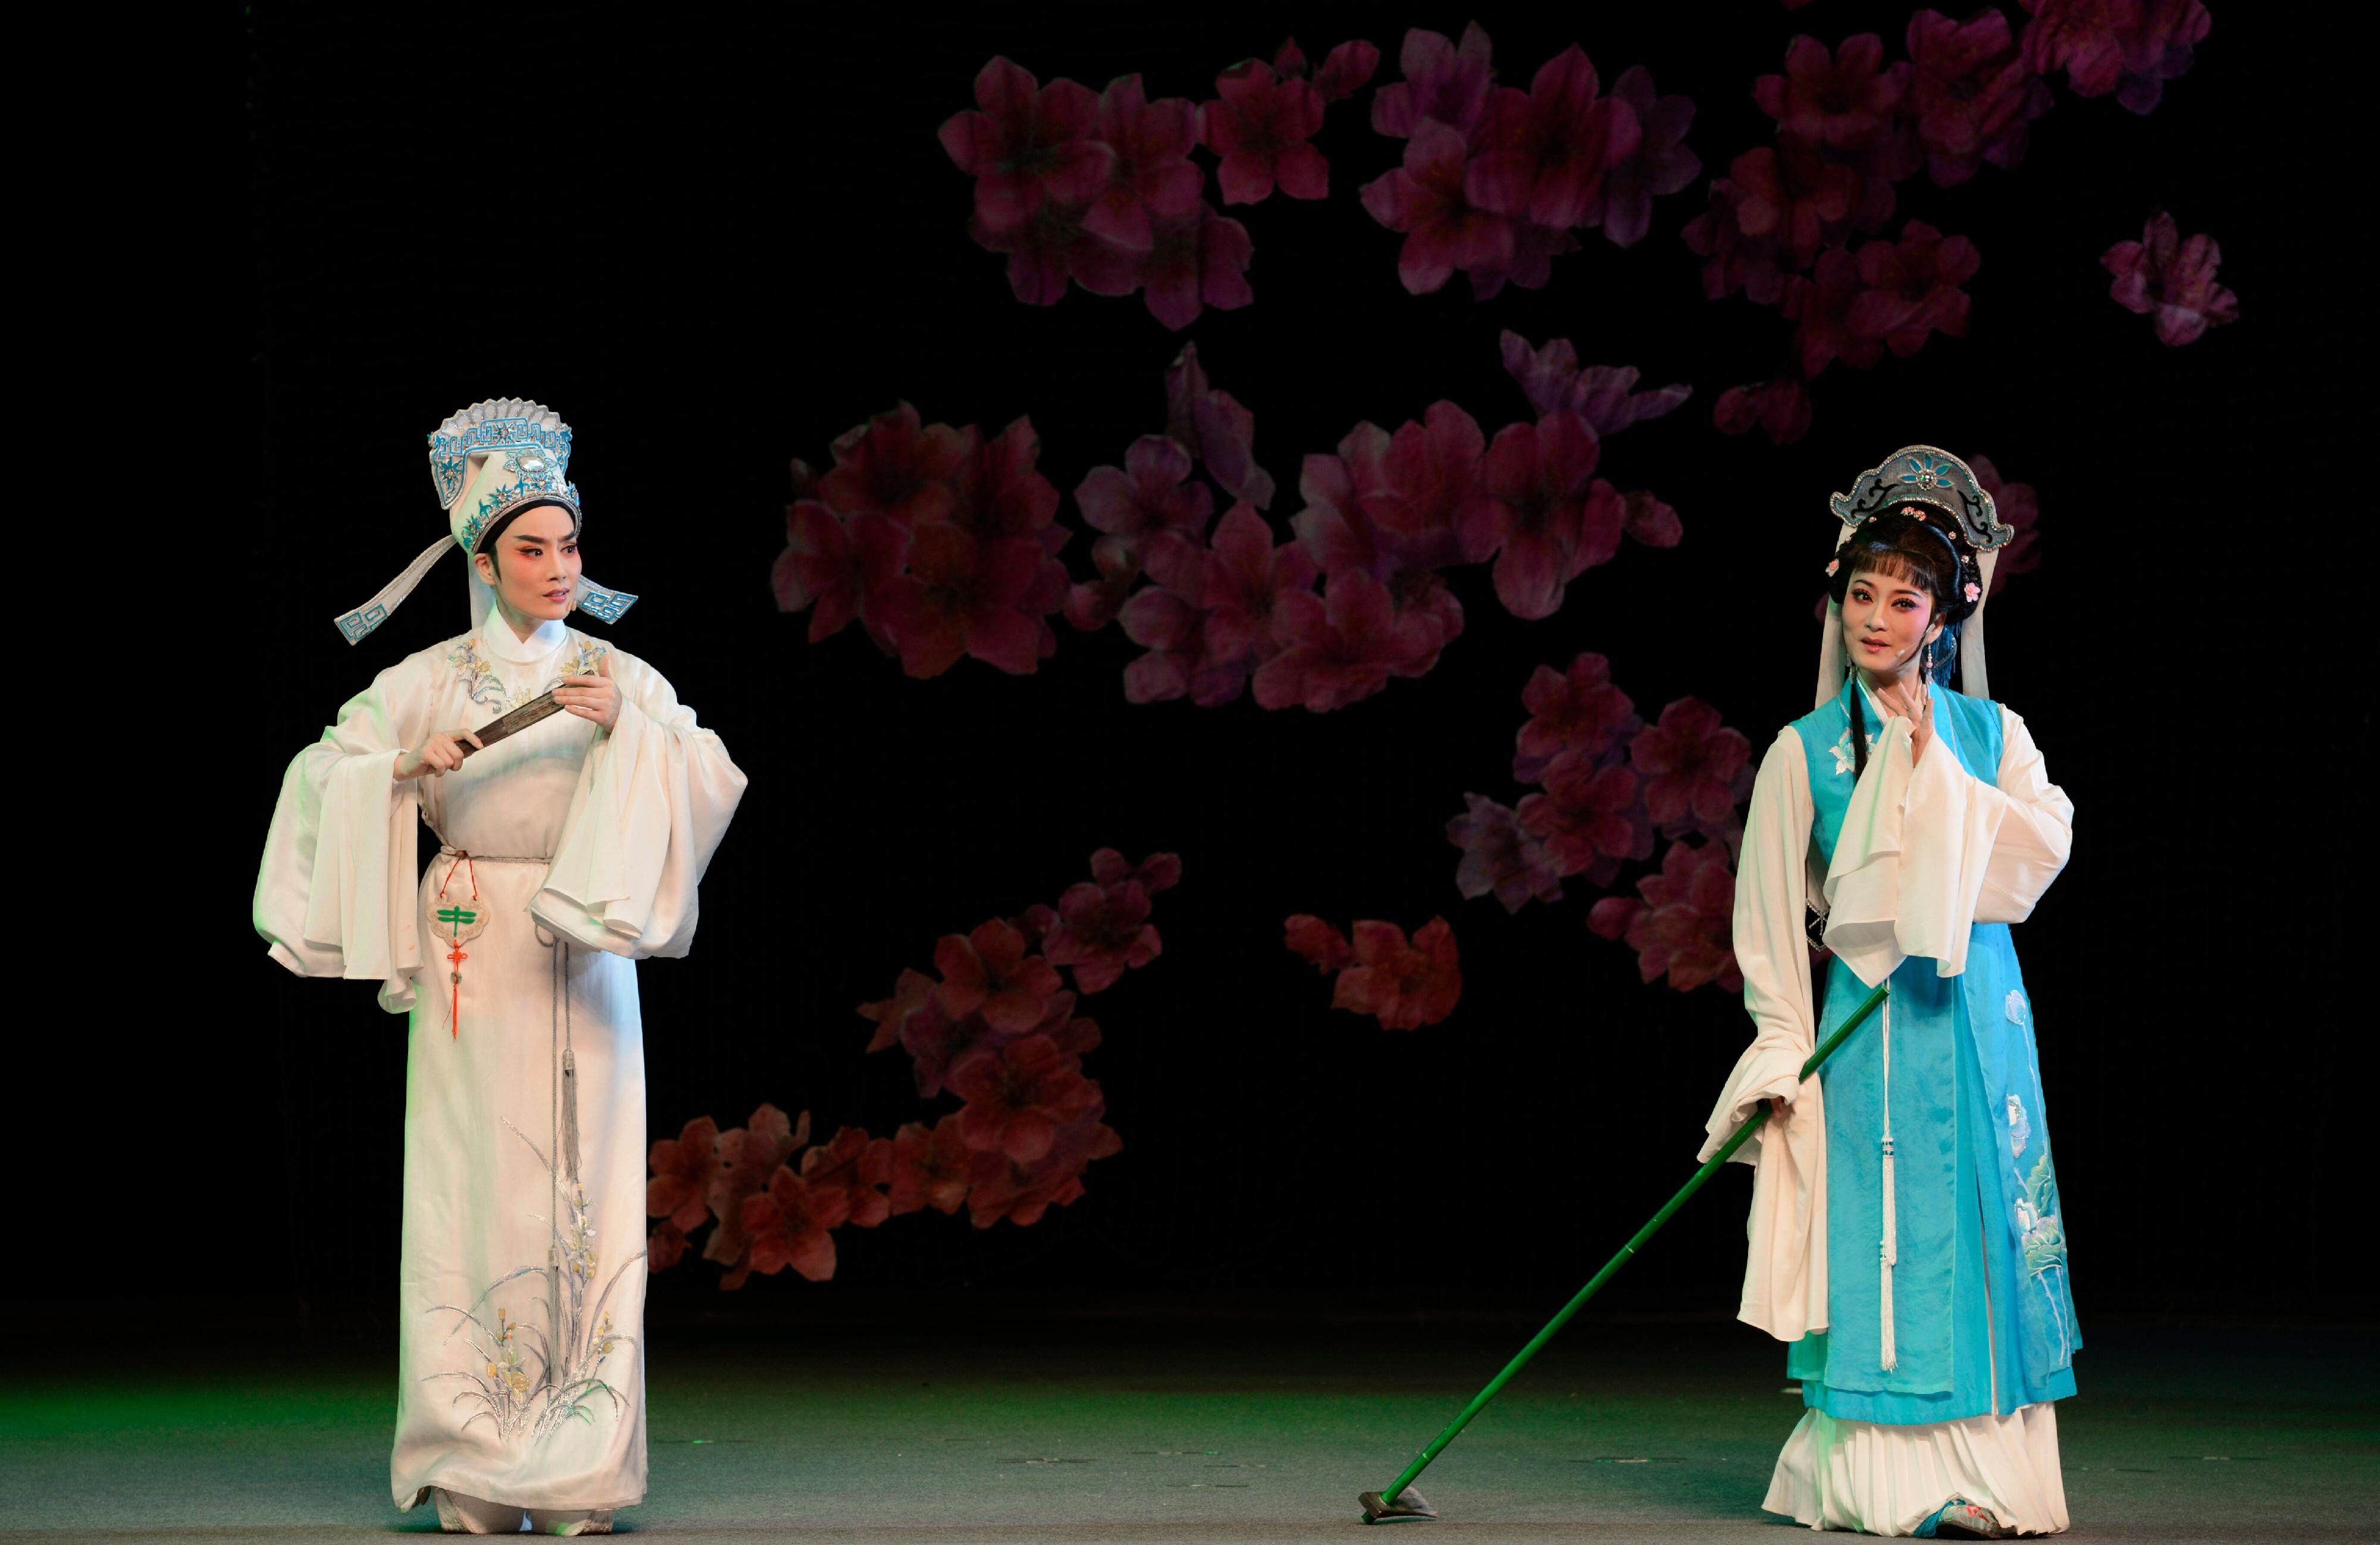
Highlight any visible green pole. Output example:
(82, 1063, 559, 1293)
(1373, 980, 1889, 1509)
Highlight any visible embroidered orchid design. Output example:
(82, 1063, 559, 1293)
(1830, 728, 1858, 776)
(2006, 1092, 2031, 1158)
(2004, 988, 2027, 1024)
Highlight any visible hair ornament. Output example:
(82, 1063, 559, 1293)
(1964, 581, 1981, 603)
(1825, 558, 1840, 576)
(1829, 445, 2013, 553)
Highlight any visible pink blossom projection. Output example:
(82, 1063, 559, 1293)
(649, 851, 1173, 1286)
(1683, 11, 2214, 444)
(942, 41, 1376, 328)
(774, 405, 1070, 679)
(2102, 210, 2238, 346)
(782, 339, 1683, 713)
(1285, 916, 1463, 1030)
(1969, 455, 2043, 597)
(1361, 25, 1699, 296)
(1449, 654, 1768, 992)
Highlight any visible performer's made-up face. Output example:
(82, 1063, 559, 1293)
(1840, 566, 1946, 679)
(472, 503, 584, 625)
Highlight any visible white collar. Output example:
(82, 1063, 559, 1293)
(477, 615, 571, 664)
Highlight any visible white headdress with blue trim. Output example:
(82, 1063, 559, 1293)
(1814, 446, 2013, 706)
(331, 398, 640, 644)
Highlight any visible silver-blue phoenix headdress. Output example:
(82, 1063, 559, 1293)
(1815, 445, 2012, 706)
(330, 398, 639, 644)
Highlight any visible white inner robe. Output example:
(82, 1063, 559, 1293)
(253, 615, 746, 1512)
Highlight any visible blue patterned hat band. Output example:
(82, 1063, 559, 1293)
(330, 399, 640, 644)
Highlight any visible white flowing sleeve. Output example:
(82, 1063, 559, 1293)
(534, 649, 747, 960)
(1823, 700, 2074, 983)
(1701, 727, 1831, 1342)
(252, 656, 433, 1013)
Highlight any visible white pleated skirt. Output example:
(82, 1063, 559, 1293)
(1763, 1403, 2069, 1537)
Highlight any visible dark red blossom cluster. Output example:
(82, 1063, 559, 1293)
(772, 405, 1071, 679)
(1284, 915, 1462, 1030)
(2102, 209, 2237, 347)
(1066, 339, 1682, 712)
(1448, 653, 1756, 993)
(1361, 24, 1699, 297)
(941, 42, 1376, 329)
(650, 851, 1171, 1286)
(1687, 12, 2209, 444)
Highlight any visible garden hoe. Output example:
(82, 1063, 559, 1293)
(1357, 980, 1890, 1525)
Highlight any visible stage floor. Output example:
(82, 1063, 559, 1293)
(2, 1315, 2372, 1542)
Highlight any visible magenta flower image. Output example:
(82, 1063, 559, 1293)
(647, 851, 1174, 1287)
(1362, 25, 1701, 297)
(776, 334, 1686, 712)
(940, 39, 1379, 329)
(1285, 915, 1463, 1031)
(2102, 210, 2238, 346)
(1683, 7, 2213, 443)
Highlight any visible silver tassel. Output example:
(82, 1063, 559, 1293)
(560, 1046, 581, 1186)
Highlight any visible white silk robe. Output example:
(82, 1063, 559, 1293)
(253, 616, 746, 1515)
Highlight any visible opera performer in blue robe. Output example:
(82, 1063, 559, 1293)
(1703, 448, 2078, 1538)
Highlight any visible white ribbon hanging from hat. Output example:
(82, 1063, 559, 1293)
(331, 397, 640, 644)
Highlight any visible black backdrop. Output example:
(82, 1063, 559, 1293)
(95, 5, 2365, 1331)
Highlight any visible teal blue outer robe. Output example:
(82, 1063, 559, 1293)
(1783, 679, 2078, 1425)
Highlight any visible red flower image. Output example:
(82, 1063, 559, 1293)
(1372, 23, 1496, 140)
(704, 1104, 811, 1289)
(935, 919, 1065, 1034)
(1630, 698, 1753, 828)
(1447, 792, 1566, 913)
(1119, 551, 1252, 708)
(2102, 210, 2237, 346)
(1283, 914, 1354, 973)
(1083, 74, 1204, 252)
(1755, 34, 1911, 149)
(1519, 757, 1649, 883)
(1330, 918, 1463, 1031)
(740, 1167, 838, 1283)
(1076, 434, 1217, 582)
(1362, 120, 1514, 295)
(1362, 402, 1490, 544)
(646, 1115, 722, 1233)
(948, 416, 1065, 543)
(1582, 65, 1701, 249)
(1204, 59, 1328, 204)
(2022, 0, 2211, 114)
(1514, 651, 1640, 782)
(967, 203, 1107, 307)
(1091, 848, 1182, 894)
(888, 1114, 973, 1217)
(1164, 343, 1276, 509)
(1785, 247, 1887, 378)
(1968, 454, 2043, 596)
(1465, 46, 1642, 233)
(820, 403, 968, 528)
(1458, 412, 1622, 621)
(859, 968, 938, 1054)
(950, 1035, 1104, 1163)
(647, 1220, 687, 1273)
(797, 1126, 893, 1231)
(1850, 220, 1981, 356)
(967, 1109, 1122, 1230)
(1254, 566, 1448, 712)
(1296, 39, 1384, 105)
(1498, 332, 1691, 435)
(1042, 875, 1161, 994)
(876, 522, 1051, 678)
(1906, 8, 2054, 187)
(1201, 503, 1319, 666)
(774, 504, 907, 648)
(1623, 490, 1682, 549)
(1681, 177, 1789, 305)
(1141, 202, 1255, 331)
(1713, 375, 1814, 446)
(939, 58, 1115, 234)
(1729, 138, 1858, 271)
(1588, 839, 1743, 993)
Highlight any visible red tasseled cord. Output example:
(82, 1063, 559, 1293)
(437, 854, 481, 1039)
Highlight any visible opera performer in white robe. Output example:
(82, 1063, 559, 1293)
(1702, 448, 2077, 1539)
(253, 400, 746, 1535)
